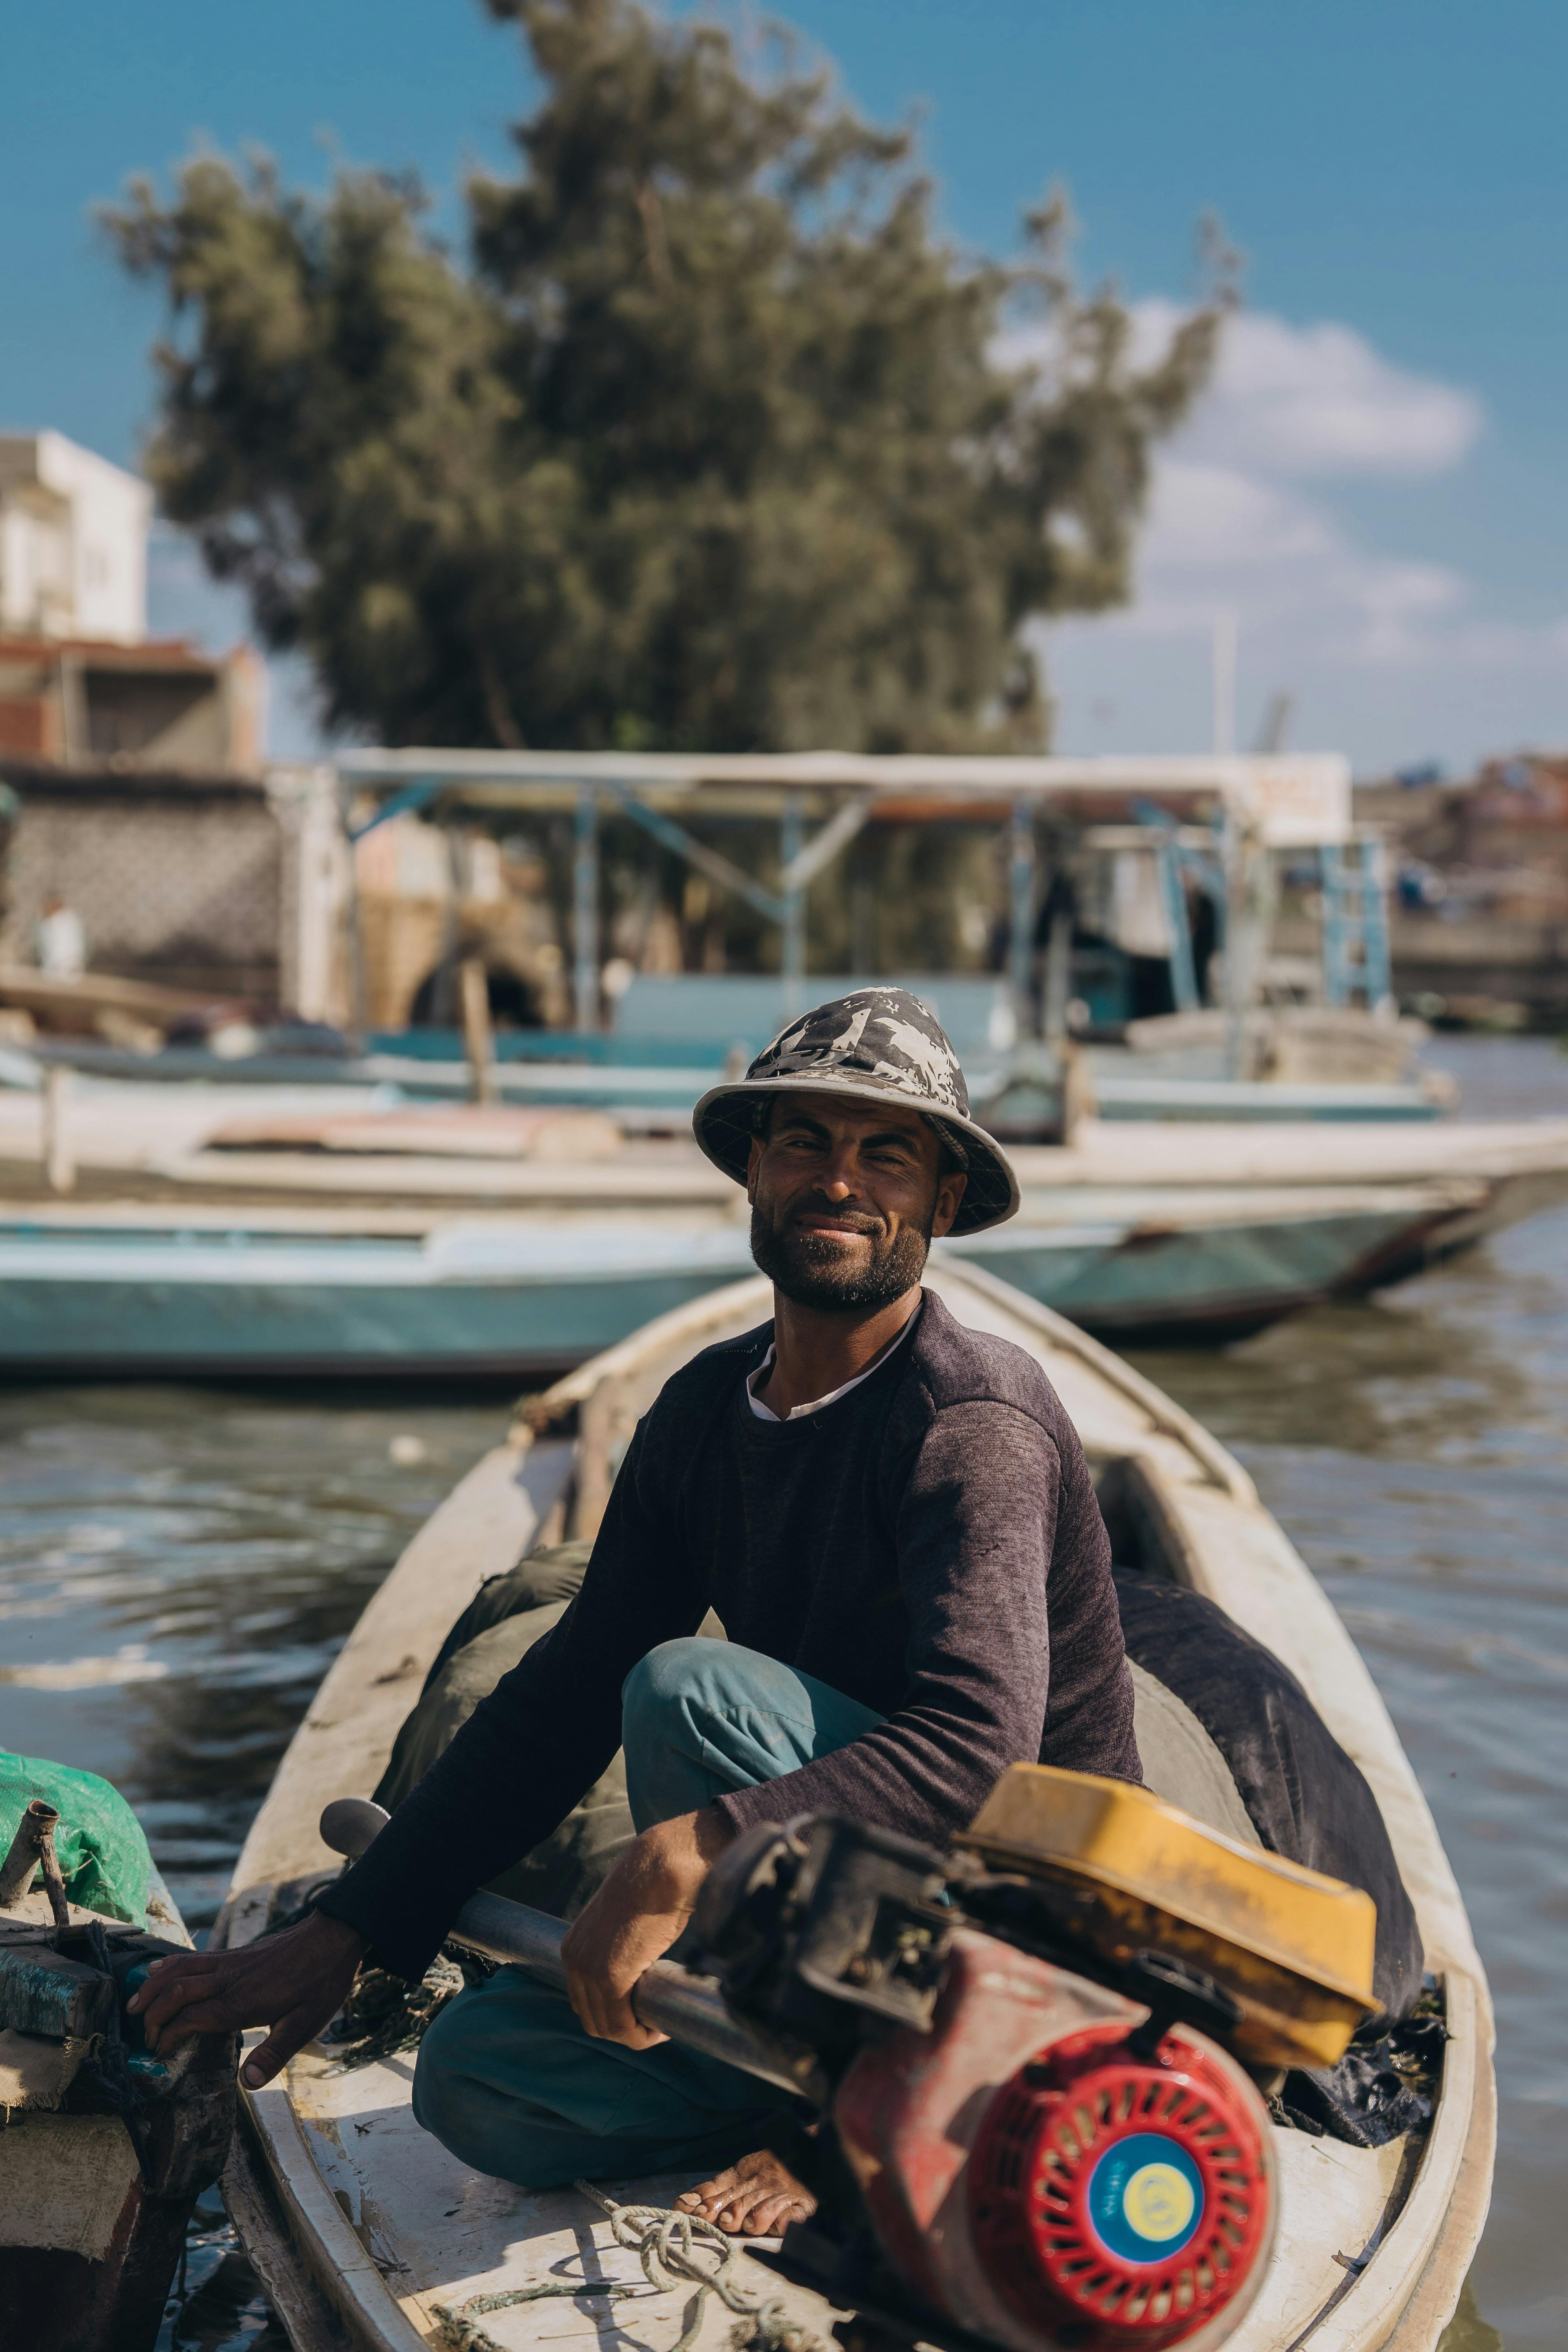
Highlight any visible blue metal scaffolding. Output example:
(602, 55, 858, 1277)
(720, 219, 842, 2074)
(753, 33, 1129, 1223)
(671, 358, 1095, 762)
(1320, 836, 1392, 1010)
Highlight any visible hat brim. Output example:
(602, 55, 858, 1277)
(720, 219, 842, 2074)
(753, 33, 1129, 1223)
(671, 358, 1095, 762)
(692, 1071, 1021, 1235)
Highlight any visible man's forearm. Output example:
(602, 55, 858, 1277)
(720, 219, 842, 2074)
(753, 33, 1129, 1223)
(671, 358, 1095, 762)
(315, 1623, 635, 1977)
(560, 1805, 732, 2048)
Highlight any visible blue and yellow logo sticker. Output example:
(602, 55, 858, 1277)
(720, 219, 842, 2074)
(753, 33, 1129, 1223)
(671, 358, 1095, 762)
(1086, 2134, 1204, 2264)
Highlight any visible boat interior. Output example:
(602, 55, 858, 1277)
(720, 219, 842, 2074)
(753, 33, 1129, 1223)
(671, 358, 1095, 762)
(214, 1264, 1494, 2352)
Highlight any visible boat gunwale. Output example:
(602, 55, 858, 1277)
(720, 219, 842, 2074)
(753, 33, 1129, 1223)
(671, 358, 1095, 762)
(517, 1262, 1259, 1504)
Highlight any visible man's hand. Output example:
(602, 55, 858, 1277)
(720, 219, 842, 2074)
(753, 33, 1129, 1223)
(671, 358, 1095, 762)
(561, 1807, 730, 2049)
(127, 1909, 367, 2088)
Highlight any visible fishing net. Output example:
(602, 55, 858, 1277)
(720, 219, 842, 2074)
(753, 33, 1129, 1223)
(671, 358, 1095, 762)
(0, 1749, 155, 1928)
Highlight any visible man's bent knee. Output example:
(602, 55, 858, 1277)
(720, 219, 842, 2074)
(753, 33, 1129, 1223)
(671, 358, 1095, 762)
(621, 1636, 718, 1723)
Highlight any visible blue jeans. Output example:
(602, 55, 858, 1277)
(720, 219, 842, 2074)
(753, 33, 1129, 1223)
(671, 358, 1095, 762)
(411, 1637, 882, 2186)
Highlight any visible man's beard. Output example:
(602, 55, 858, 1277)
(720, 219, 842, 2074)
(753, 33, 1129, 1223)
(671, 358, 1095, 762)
(749, 1199, 932, 1311)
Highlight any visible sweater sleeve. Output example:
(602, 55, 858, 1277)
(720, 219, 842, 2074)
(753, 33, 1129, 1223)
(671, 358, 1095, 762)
(714, 1398, 1066, 1847)
(316, 1416, 706, 1979)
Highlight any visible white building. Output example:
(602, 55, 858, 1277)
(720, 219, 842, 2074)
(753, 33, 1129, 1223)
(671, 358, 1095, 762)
(0, 431, 151, 643)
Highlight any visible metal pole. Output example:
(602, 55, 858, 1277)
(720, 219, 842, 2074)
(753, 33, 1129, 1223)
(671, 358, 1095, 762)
(574, 783, 600, 1034)
(316, 1800, 802, 2098)
(1222, 805, 1244, 1075)
(1008, 797, 1036, 1036)
(449, 1888, 802, 2095)
(781, 792, 805, 1015)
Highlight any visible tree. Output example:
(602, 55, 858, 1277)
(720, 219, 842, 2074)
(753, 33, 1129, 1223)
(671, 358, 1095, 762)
(106, 0, 1227, 753)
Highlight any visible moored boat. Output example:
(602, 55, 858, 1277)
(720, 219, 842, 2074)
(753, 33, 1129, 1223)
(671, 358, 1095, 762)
(213, 1262, 1495, 2352)
(0, 1776, 236, 2352)
(0, 1174, 1485, 1378)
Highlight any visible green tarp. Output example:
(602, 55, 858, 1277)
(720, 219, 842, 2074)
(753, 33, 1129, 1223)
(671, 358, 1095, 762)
(0, 1750, 153, 1928)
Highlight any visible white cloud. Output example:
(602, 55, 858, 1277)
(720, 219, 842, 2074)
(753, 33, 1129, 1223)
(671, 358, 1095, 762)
(1134, 304, 1483, 479)
(1041, 304, 1568, 766)
(1121, 457, 1473, 663)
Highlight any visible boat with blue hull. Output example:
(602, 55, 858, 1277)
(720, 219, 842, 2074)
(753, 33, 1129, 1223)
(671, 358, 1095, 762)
(0, 1177, 1482, 1375)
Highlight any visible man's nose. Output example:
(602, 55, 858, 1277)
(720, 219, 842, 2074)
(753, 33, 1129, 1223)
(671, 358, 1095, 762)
(817, 1148, 862, 1200)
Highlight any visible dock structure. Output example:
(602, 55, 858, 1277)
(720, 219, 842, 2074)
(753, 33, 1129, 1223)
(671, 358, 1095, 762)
(334, 746, 1355, 1046)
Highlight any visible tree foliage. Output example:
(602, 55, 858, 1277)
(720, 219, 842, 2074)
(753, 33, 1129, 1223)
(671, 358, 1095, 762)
(106, 0, 1227, 752)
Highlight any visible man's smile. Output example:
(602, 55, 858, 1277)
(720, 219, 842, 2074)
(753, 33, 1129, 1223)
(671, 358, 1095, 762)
(788, 1208, 882, 1241)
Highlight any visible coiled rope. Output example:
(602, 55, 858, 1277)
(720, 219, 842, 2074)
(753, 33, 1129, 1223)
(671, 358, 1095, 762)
(433, 2178, 829, 2352)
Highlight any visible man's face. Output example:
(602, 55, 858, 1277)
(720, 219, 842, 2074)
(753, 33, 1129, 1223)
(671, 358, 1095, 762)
(745, 1090, 968, 1312)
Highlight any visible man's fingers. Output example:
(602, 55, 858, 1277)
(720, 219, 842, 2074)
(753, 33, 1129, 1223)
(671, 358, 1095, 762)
(613, 2018, 667, 2049)
(128, 1949, 226, 2018)
(137, 1965, 235, 2046)
(566, 1969, 665, 2048)
(593, 1987, 666, 2048)
(239, 2008, 316, 2091)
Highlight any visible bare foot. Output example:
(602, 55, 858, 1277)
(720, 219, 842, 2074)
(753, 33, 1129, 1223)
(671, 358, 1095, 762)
(675, 2147, 817, 2237)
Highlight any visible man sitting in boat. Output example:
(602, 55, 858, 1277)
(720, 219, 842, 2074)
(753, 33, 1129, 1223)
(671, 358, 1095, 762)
(133, 988, 1143, 2229)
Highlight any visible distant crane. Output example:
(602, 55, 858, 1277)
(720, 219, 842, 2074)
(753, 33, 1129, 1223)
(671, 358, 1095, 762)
(1253, 691, 1294, 756)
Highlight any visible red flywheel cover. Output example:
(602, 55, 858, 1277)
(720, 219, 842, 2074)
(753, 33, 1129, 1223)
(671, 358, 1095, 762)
(968, 2022, 1272, 2346)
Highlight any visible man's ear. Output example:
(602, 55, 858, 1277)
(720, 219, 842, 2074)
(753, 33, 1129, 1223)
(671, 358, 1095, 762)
(745, 1131, 765, 1203)
(929, 1169, 968, 1240)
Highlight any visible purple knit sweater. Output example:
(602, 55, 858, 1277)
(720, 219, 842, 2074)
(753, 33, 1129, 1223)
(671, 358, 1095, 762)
(321, 1289, 1140, 1979)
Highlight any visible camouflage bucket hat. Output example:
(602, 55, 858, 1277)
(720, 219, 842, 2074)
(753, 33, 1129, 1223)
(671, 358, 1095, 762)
(692, 987, 1020, 1237)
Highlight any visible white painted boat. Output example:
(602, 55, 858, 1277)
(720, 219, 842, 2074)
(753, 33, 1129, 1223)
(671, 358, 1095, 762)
(1012, 1117, 1568, 1290)
(16, 1047, 1454, 1124)
(215, 1263, 1494, 2352)
(3, 1067, 1560, 1230)
(0, 1176, 1484, 1376)
(1084, 1074, 1443, 1124)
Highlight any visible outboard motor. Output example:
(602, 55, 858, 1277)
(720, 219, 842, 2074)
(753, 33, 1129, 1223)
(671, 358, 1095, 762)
(693, 1764, 1378, 2352)
(836, 1940, 1272, 2350)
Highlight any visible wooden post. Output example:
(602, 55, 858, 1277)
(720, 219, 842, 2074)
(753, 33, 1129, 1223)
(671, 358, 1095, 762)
(459, 957, 498, 1104)
(42, 1065, 74, 1195)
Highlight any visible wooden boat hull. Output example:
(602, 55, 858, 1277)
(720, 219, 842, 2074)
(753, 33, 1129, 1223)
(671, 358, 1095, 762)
(214, 1265, 1494, 2352)
(0, 1882, 235, 2352)
(0, 2036, 236, 2352)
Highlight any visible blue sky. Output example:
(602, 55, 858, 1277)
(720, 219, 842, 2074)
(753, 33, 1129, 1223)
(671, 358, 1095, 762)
(7, 0, 1568, 771)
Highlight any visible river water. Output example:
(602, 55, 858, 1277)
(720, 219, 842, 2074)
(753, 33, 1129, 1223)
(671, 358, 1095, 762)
(0, 1035, 1562, 2349)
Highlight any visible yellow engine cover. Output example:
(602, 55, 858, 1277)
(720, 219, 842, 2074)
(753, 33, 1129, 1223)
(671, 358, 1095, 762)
(958, 1765, 1378, 2070)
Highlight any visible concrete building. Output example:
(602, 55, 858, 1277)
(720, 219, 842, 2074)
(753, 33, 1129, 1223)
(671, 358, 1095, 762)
(0, 431, 261, 774)
(0, 760, 349, 1017)
(1354, 762, 1568, 1027)
(0, 431, 150, 643)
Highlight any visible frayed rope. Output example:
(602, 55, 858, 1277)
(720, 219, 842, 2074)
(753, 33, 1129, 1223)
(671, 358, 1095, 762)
(432, 2177, 829, 2352)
